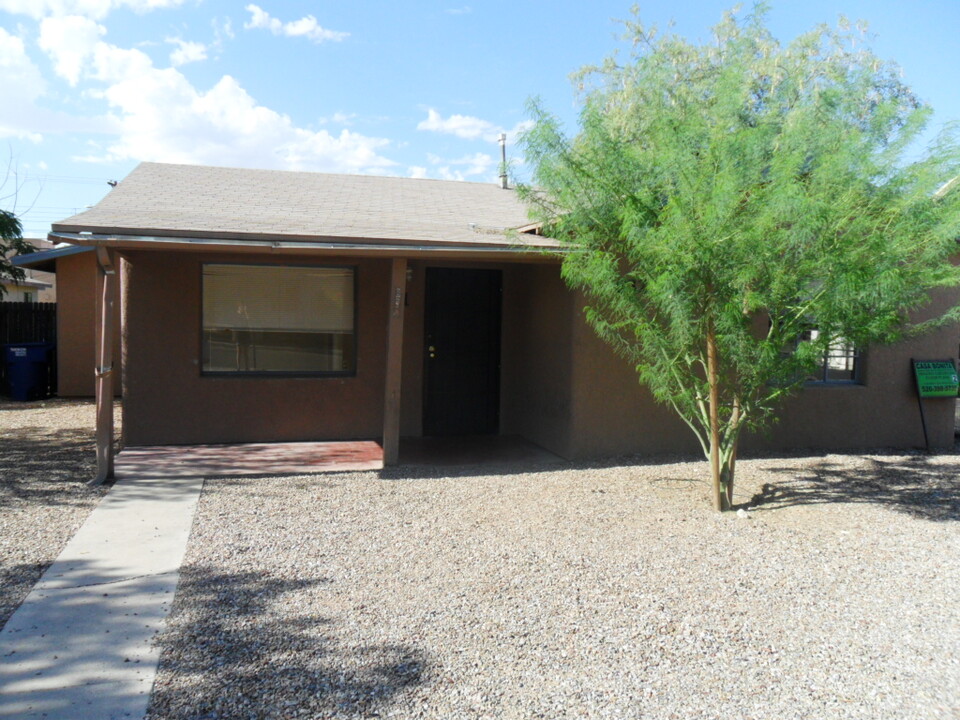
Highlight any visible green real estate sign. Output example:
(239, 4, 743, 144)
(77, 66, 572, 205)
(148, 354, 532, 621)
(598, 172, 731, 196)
(913, 359, 959, 398)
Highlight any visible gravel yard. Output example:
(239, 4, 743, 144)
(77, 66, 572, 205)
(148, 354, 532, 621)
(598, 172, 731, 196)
(147, 449, 960, 720)
(0, 399, 120, 629)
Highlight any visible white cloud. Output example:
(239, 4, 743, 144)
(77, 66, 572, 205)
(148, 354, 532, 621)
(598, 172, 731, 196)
(78, 41, 393, 172)
(418, 108, 497, 141)
(417, 109, 533, 144)
(408, 166, 427, 179)
(199, 17, 233, 58)
(0, 27, 46, 141)
(244, 4, 348, 44)
(0, 0, 185, 20)
(445, 6, 472, 15)
(511, 119, 534, 137)
(167, 37, 206, 66)
(319, 111, 356, 126)
(424, 151, 496, 181)
(0, 26, 108, 139)
(450, 152, 496, 175)
(38, 14, 105, 85)
(211, 16, 234, 48)
(0, 28, 44, 103)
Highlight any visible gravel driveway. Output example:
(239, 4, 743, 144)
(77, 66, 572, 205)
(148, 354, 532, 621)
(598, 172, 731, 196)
(147, 450, 960, 720)
(0, 399, 120, 629)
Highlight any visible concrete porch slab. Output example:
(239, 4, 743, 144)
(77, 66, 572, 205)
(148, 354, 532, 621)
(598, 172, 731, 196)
(116, 440, 385, 479)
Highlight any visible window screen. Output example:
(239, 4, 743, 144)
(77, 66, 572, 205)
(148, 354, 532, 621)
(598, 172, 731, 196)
(202, 264, 355, 374)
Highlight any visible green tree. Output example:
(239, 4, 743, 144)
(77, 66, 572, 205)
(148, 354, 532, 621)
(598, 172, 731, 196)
(0, 209, 35, 297)
(520, 6, 960, 511)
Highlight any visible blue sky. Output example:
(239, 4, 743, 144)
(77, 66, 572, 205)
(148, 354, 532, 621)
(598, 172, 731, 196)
(1, 0, 958, 239)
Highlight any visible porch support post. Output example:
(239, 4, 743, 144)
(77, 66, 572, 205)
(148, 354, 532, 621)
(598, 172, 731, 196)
(92, 246, 116, 485)
(382, 257, 407, 465)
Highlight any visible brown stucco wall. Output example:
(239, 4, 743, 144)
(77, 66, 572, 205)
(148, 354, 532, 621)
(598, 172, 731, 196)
(567, 302, 696, 459)
(122, 251, 389, 446)
(565, 285, 960, 458)
(56, 250, 122, 397)
(749, 286, 959, 452)
(499, 264, 577, 456)
(119, 248, 957, 455)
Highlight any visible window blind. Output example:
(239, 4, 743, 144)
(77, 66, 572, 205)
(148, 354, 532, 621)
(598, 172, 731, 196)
(203, 265, 354, 333)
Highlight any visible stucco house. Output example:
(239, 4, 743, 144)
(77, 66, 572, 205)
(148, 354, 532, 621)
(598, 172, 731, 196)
(0, 275, 52, 303)
(46, 162, 958, 478)
(3, 239, 56, 303)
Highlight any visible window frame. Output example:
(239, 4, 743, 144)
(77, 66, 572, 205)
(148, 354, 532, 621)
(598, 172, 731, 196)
(199, 261, 359, 378)
(804, 332, 863, 386)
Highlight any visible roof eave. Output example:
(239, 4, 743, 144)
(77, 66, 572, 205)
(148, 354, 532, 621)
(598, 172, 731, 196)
(50, 222, 557, 249)
(49, 231, 566, 263)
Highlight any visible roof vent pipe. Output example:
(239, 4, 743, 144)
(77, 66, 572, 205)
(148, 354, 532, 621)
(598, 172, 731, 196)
(498, 133, 508, 189)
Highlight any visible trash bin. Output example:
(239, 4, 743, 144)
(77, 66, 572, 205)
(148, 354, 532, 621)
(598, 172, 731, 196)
(3, 342, 55, 401)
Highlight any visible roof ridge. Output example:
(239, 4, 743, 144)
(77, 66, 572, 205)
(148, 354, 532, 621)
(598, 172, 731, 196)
(132, 160, 514, 189)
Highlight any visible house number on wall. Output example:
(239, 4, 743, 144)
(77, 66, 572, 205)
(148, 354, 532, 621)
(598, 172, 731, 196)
(392, 287, 403, 316)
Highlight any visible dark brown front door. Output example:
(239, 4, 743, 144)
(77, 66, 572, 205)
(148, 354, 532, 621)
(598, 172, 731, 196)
(423, 267, 502, 436)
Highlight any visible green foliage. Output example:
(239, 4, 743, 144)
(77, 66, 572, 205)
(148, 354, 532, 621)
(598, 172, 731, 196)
(0, 209, 34, 296)
(520, 5, 960, 505)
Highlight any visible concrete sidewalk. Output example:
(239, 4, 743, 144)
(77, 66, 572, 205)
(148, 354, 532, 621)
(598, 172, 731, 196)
(0, 472, 204, 719)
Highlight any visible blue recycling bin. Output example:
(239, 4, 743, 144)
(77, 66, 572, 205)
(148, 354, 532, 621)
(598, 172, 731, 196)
(4, 342, 55, 401)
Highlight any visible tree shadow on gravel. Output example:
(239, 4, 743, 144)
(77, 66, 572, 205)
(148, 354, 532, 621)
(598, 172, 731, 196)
(0, 415, 114, 632)
(378, 449, 705, 482)
(0, 426, 104, 505)
(747, 452, 960, 522)
(147, 565, 428, 720)
(0, 561, 48, 630)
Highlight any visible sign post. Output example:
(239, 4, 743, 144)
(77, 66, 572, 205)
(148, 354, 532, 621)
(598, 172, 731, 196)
(911, 359, 959, 451)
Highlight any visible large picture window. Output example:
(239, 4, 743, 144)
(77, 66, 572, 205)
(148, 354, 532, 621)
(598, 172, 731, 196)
(202, 264, 355, 374)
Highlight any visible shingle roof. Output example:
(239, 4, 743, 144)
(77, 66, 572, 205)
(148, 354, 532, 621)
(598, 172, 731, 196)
(53, 162, 555, 250)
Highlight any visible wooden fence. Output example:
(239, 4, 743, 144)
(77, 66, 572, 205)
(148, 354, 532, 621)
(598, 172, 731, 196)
(0, 302, 57, 397)
(1, 301, 57, 344)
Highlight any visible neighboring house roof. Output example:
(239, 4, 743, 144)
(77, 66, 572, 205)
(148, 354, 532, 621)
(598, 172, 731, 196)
(4, 238, 58, 291)
(0, 276, 52, 290)
(12, 244, 93, 272)
(51, 162, 558, 252)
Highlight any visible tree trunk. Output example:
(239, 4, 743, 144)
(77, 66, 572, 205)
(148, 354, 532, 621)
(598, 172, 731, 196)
(721, 448, 736, 511)
(706, 325, 738, 512)
(723, 399, 740, 510)
(706, 323, 723, 511)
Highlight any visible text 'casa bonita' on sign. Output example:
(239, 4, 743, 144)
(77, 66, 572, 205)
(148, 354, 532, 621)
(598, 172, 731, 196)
(913, 359, 960, 398)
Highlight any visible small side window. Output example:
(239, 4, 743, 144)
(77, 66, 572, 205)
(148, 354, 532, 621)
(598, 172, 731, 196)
(803, 329, 861, 384)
